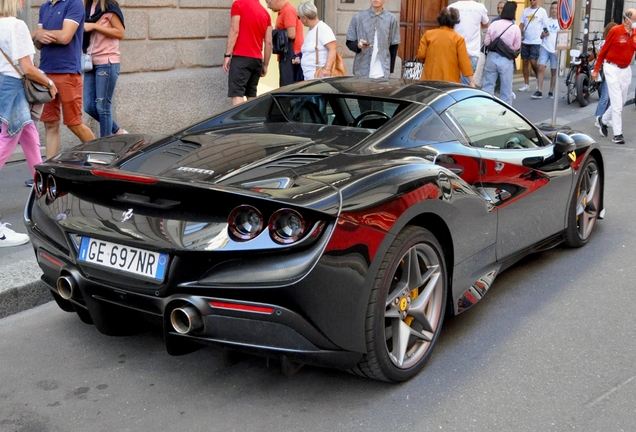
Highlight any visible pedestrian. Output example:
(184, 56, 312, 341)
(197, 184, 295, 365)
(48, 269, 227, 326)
(592, 9, 636, 145)
(416, 7, 475, 86)
(532, 1, 559, 99)
(593, 22, 618, 124)
(298, 1, 337, 80)
(266, 0, 303, 86)
(448, 0, 489, 86)
(82, 0, 125, 137)
(481, 1, 520, 105)
(345, 0, 400, 79)
(491, 1, 506, 23)
(32, 0, 96, 160)
(518, 0, 548, 93)
(1, 0, 58, 182)
(223, 0, 272, 105)
(0, 0, 57, 246)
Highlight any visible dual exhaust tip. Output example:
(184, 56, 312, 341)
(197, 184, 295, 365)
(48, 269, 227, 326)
(57, 274, 203, 335)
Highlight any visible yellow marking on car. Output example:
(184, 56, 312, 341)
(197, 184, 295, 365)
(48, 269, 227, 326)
(400, 298, 408, 311)
(568, 151, 576, 162)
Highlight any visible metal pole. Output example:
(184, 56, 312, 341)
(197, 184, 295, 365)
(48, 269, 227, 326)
(582, 0, 592, 55)
(551, 50, 561, 127)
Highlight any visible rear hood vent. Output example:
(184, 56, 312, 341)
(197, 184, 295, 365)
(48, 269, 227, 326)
(161, 141, 201, 158)
(262, 155, 328, 169)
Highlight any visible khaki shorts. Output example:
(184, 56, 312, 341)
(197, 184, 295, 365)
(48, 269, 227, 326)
(40, 73, 84, 126)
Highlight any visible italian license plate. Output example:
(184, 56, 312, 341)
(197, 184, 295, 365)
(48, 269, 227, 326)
(78, 237, 168, 280)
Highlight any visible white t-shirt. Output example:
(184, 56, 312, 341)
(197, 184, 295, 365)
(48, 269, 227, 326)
(301, 21, 336, 80)
(0, 17, 35, 79)
(541, 17, 559, 53)
(521, 7, 548, 45)
(448, 0, 489, 58)
(369, 29, 383, 78)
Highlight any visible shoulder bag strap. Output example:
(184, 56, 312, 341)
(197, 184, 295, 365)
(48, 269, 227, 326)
(0, 47, 26, 79)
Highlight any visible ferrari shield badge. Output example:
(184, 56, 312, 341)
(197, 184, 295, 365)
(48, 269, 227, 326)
(568, 151, 576, 162)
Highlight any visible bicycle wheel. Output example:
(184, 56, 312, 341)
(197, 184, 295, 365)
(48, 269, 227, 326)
(576, 73, 590, 107)
(566, 68, 577, 104)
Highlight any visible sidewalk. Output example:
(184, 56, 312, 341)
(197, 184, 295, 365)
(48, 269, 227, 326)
(2, 66, 636, 320)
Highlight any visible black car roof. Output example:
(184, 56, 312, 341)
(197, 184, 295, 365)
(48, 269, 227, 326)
(269, 77, 485, 107)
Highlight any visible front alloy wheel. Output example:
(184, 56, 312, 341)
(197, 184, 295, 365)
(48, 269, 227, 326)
(564, 158, 601, 247)
(351, 226, 447, 382)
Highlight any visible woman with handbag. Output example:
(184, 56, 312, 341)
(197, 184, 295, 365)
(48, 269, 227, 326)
(0, 0, 57, 182)
(82, 0, 125, 137)
(297, 1, 338, 80)
(481, 2, 521, 105)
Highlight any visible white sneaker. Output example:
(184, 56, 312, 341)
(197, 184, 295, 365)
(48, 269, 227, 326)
(518, 84, 530, 92)
(0, 222, 30, 247)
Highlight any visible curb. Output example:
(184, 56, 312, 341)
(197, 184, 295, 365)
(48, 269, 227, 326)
(0, 279, 51, 320)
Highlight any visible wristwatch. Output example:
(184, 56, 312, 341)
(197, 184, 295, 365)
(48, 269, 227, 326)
(224, 54, 232, 58)
(47, 79, 53, 88)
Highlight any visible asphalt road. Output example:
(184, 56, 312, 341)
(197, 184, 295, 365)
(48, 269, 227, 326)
(2, 79, 636, 431)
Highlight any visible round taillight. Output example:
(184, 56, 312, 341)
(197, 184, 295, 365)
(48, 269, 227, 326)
(46, 176, 58, 201)
(269, 209, 305, 244)
(228, 205, 263, 241)
(35, 172, 44, 198)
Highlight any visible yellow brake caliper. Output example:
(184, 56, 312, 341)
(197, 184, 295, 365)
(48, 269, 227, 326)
(404, 289, 419, 326)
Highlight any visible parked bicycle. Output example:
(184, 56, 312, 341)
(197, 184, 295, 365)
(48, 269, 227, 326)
(565, 33, 602, 107)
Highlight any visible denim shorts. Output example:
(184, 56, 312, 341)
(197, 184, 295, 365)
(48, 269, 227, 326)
(538, 46, 557, 69)
(521, 43, 541, 61)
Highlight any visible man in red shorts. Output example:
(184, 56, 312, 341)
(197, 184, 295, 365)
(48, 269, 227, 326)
(32, 0, 95, 159)
(222, 0, 273, 105)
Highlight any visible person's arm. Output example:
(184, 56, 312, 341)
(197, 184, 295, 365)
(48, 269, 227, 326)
(457, 39, 474, 84)
(261, 25, 272, 77)
(481, 7, 489, 29)
(84, 13, 125, 40)
(17, 55, 58, 98)
(345, 15, 360, 53)
(223, 14, 240, 74)
(318, 40, 337, 77)
(45, 20, 80, 45)
(592, 31, 613, 76)
(346, 40, 360, 53)
(31, 25, 56, 49)
(416, 33, 427, 61)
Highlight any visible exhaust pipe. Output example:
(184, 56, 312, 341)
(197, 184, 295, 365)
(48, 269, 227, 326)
(56, 276, 76, 300)
(170, 306, 203, 335)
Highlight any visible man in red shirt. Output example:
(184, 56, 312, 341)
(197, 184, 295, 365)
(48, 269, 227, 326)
(267, 0, 304, 86)
(223, 0, 273, 105)
(592, 8, 636, 144)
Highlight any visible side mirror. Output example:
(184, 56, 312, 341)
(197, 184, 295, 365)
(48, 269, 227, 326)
(553, 132, 576, 155)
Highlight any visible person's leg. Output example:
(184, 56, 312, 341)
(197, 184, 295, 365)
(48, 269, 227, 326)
(611, 66, 632, 138)
(521, 44, 530, 86)
(228, 56, 251, 105)
(549, 68, 556, 93)
(481, 54, 499, 96)
(594, 80, 609, 117)
(83, 69, 99, 123)
(44, 121, 61, 159)
(0, 123, 21, 170)
(535, 47, 548, 95)
(461, 55, 478, 86)
(601, 64, 620, 131)
(536, 65, 546, 93)
(18, 123, 42, 175)
(498, 57, 514, 105)
(60, 73, 96, 143)
(94, 62, 120, 137)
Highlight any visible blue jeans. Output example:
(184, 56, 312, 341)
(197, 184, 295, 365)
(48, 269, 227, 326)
(83, 62, 121, 137)
(461, 55, 479, 86)
(594, 80, 609, 117)
(481, 52, 514, 105)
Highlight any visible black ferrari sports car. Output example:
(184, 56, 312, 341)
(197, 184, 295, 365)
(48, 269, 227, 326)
(25, 78, 604, 382)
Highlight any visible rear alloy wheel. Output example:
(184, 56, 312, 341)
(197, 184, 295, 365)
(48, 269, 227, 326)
(575, 73, 590, 107)
(351, 226, 447, 382)
(564, 158, 601, 247)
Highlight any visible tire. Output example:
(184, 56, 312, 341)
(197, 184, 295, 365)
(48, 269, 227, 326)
(564, 158, 601, 248)
(566, 68, 577, 105)
(576, 73, 590, 107)
(349, 226, 447, 382)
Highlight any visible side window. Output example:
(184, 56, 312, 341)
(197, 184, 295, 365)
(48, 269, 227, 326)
(447, 97, 541, 149)
(409, 114, 456, 144)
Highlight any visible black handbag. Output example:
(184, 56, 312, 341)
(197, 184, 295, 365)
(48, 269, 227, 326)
(486, 24, 520, 61)
(0, 47, 53, 105)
